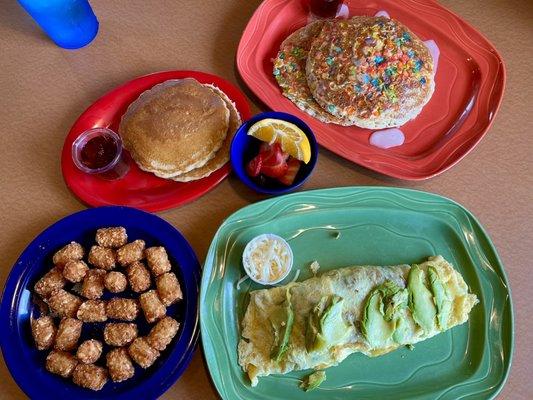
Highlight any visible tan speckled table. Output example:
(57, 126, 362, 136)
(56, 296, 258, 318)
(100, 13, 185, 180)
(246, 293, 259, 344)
(0, 0, 531, 399)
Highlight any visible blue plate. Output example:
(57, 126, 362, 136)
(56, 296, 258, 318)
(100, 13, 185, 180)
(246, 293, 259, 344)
(230, 111, 318, 195)
(0, 206, 200, 400)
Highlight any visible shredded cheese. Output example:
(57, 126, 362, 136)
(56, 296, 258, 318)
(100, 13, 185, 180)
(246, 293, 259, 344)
(236, 275, 250, 290)
(290, 269, 301, 283)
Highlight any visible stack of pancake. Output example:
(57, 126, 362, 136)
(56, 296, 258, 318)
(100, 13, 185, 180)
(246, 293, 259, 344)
(119, 78, 241, 182)
(273, 16, 435, 129)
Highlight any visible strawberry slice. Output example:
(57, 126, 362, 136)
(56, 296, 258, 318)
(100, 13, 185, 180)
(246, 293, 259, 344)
(278, 158, 301, 186)
(261, 143, 289, 164)
(259, 141, 271, 154)
(259, 143, 289, 178)
(261, 161, 288, 178)
(246, 153, 263, 177)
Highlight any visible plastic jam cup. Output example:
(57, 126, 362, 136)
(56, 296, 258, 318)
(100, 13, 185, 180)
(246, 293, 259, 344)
(72, 128, 129, 180)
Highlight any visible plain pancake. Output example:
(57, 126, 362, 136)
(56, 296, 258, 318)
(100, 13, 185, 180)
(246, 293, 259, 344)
(171, 84, 241, 182)
(273, 20, 349, 125)
(306, 17, 434, 129)
(119, 78, 229, 176)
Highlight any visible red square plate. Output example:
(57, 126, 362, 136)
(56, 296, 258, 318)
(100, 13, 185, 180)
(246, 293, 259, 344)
(236, 0, 505, 180)
(61, 71, 251, 212)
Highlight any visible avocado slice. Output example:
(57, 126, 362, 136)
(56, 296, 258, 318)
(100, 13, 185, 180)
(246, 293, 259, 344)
(299, 370, 326, 392)
(362, 287, 395, 348)
(270, 289, 294, 362)
(392, 313, 411, 344)
(305, 295, 350, 353)
(362, 280, 409, 347)
(407, 265, 437, 333)
(381, 281, 408, 322)
(428, 265, 452, 330)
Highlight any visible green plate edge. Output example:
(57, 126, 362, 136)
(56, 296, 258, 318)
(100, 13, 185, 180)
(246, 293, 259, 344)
(199, 186, 514, 400)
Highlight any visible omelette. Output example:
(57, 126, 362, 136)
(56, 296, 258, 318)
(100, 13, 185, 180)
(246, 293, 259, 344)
(238, 256, 478, 387)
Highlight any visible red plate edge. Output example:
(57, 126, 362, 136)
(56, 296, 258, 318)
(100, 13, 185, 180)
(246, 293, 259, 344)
(61, 70, 252, 213)
(236, 0, 506, 180)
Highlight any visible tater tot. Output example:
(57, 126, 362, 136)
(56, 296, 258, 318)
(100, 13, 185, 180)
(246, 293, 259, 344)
(54, 317, 82, 351)
(116, 240, 145, 266)
(76, 339, 103, 364)
(46, 350, 78, 378)
(62, 260, 89, 283)
(52, 242, 84, 267)
(72, 364, 108, 391)
(126, 261, 151, 293)
(81, 269, 106, 300)
(34, 267, 66, 298)
(88, 245, 116, 270)
(128, 337, 160, 369)
(31, 315, 56, 350)
(156, 272, 183, 306)
(105, 298, 139, 321)
(47, 289, 82, 318)
(145, 246, 172, 277)
(147, 316, 180, 351)
(104, 271, 128, 293)
(96, 227, 127, 248)
(139, 290, 166, 323)
(106, 348, 135, 382)
(104, 322, 138, 346)
(77, 300, 107, 322)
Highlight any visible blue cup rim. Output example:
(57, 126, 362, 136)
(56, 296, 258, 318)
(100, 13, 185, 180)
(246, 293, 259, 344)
(230, 111, 319, 195)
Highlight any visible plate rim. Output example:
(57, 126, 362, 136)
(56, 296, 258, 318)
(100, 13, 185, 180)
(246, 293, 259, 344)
(199, 186, 514, 400)
(0, 206, 201, 400)
(236, 0, 506, 180)
(61, 70, 252, 212)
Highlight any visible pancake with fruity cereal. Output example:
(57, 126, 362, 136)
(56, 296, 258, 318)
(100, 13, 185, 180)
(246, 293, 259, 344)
(273, 20, 350, 125)
(306, 16, 434, 129)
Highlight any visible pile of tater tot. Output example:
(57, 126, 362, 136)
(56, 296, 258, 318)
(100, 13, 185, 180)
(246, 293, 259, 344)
(31, 227, 183, 391)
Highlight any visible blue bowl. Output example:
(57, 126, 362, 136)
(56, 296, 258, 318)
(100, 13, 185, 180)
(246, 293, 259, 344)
(0, 207, 200, 400)
(230, 111, 318, 195)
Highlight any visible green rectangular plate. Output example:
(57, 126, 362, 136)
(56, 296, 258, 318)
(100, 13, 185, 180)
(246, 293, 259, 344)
(200, 187, 513, 400)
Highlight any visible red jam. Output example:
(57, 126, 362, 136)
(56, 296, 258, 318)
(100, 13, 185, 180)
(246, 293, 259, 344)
(80, 135, 118, 170)
(309, 0, 340, 18)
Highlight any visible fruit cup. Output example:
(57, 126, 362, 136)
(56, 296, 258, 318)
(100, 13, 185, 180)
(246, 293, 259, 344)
(230, 112, 318, 195)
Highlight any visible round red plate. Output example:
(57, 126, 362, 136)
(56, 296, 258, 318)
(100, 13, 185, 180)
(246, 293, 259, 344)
(236, 0, 506, 180)
(61, 71, 252, 212)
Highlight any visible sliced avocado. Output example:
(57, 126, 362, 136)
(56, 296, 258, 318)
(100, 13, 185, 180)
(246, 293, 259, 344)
(379, 280, 403, 298)
(392, 313, 411, 344)
(428, 265, 452, 330)
(362, 288, 395, 348)
(407, 265, 437, 333)
(381, 281, 408, 322)
(299, 370, 326, 392)
(319, 296, 349, 348)
(270, 289, 294, 362)
(305, 295, 350, 353)
(362, 280, 410, 347)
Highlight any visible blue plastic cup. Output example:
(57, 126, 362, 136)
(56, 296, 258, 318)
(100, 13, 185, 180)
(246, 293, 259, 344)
(17, 0, 99, 49)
